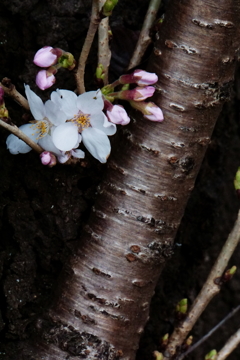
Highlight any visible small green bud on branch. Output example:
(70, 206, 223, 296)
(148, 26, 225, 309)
(205, 349, 217, 360)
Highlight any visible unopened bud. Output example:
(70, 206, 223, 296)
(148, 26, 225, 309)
(36, 70, 56, 90)
(205, 349, 217, 360)
(96, 64, 105, 80)
(33, 46, 58, 67)
(0, 105, 9, 118)
(153, 351, 163, 360)
(102, 0, 118, 16)
(117, 86, 155, 101)
(234, 167, 240, 199)
(182, 335, 193, 351)
(40, 151, 57, 167)
(119, 69, 158, 86)
(130, 101, 164, 122)
(222, 265, 237, 282)
(58, 52, 76, 70)
(176, 298, 188, 314)
(160, 333, 169, 348)
(106, 104, 130, 125)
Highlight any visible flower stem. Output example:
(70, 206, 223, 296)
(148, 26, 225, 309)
(76, 0, 101, 94)
(0, 119, 43, 153)
(163, 210, 240, 359)
(98, 16, 111, 85)
(127, 0, 162, 70)
(0, 79, 30, 110)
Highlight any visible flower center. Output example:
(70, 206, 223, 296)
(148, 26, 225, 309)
(30, 120, 50, 139)
(71, 111, 91, 132)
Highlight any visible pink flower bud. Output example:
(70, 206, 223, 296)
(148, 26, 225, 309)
(36, 70, 56, 90)
(118, 86, 155, 101)
(130, 100, 164, 122)
(132, 70, 158, 85)
(106, 105, 130, 125)
(144, 102, 164, 122)
(119, 70, 158, 86)
(33, 46, 58, 67)
(40, 151, 57, 166)
(133, 86, 155, 101)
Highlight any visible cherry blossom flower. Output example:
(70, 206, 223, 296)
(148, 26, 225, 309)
(49, 89, 116, 163)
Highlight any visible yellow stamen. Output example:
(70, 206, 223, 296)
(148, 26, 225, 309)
(71, 112, 91, 131)
(30, 120, 49, 139)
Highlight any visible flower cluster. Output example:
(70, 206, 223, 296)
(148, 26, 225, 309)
(6, 47, 164, 166)
(6, 86, 116, 163)
(34, 46, 76, 90)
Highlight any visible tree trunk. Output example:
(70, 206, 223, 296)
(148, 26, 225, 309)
(20, 0, 240, 359)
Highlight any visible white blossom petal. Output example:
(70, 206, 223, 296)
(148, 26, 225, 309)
(82, 127, 111, 163)
(38, 134, 62, 156)
(71, 149, 85, 159)
(25, 85, 46, 120)
(45, 100, 68, 125)
(55, 89, 78, 118)
(90, 112, 116, 136)
(77, 90, 104, 114)
(6, 123, 39, 154)
(58, 152, 71, 163)
(52, 122, 79, 151)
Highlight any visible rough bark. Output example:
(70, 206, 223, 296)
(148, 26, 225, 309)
(18, 0, 240, 359)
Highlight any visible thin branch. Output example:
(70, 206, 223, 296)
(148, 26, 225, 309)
(98, 16, 111, 85)
(177, 305, 240, 360)
(163, 210, 240, 359)
(127, 0, 162, 70)
(76, 0, 101, 94)
(217, 328, 240, 360)
(0, 80, 30, 110)
(0, 119, 43, 153)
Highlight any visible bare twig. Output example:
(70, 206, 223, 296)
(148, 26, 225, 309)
(76, 0, 101, 94)
(98, 16, 111, 85)
(177, 305, 240, 360)
(217, 328, 240, 360)
(127, 0, 162, 70)
(0, 119, 43, 153)
(163, 210, 240, 359)
(0, 80, 30, 110)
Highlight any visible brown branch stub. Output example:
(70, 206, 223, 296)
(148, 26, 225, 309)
(0, 78, 30, 110)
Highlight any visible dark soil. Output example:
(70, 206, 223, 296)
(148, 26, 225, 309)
(0, 1, 240, 359)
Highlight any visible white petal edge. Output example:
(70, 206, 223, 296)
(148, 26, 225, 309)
(6, 123, 38, 154)
(82, 127, 110, 163)
(77, 90, 104, 114)
(25, 85, 46, 120)
(90, 112, 116, 136)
